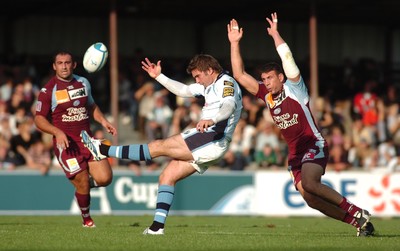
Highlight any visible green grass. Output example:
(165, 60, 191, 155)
(0, 215, 398, 251)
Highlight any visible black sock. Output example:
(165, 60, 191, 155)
(150, 221, 164, 231)
(99, 144, 110, 156)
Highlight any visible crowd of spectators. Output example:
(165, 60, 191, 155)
(1, 54, 400, 175)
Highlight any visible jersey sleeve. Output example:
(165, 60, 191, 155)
(188, 83, 205, 98)
(218, 77, 237, 102)
(286, 75, 308, 94)
(285, 76, 309, 105)
(35, 86, 52, 117)
(255, 81, 268, 102)
(75, 74, 95, 106)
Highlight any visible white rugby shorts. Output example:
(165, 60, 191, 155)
(181, 127, 230, 174)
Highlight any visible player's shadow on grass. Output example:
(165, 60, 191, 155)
(0, 223, 35, 225)
(372, 233, 400, 238)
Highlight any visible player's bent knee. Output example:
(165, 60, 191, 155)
(94, 175, 113, 187)
(158, 173, 174, 186)
(303, 193, 320, 209)
(301, 180, 319, 194)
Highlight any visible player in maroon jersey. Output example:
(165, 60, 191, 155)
(34, 51, 117, 227)
(227, 12, 374, 236)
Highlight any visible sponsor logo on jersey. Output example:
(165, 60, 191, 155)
(68, 87, 87, 100)
(223, 80, 234, 87)
(273, 113, 299, 129)
(55, 89, 70, 104)
(62, 107, 89, 122)
(222, 87, 234, 97)
(40, 88, 47, 93)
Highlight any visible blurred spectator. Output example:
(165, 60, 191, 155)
(0, 100, 7, 118)
(314, 97, 331, 134)
(6, 82, 31, 114)
(375, 97, 387, 143)
(134, 81, 156, 138)
(331, 99, 352, 138)
(170, 105, 191, 136)
(385, 97, 400, 148)
(348, 114, 379, 169)
(241, 94, 263, 126)
(8, 106, 29, 135)
(377, 139, 397, 168)
(255, 143, 280, 169)
(314, 96, 336, 138)
(0, 135, 15, 171)
(229, 117, 256, 167)
(329, 124, 351, 174)
(327, 124, 351, 150)
(145, 92, 173, 141)
(348, 138, 378, 170)
(0, 115, 13, 141)
(353, 79, 379, 127)
(382, 84, 400, 105)
(26, 138, 52, 175)
(387, 156, 400, 173)
(21, 76, 40, 116)
(186, 101, 202, 129)
(118, 72, 134, 125)
(327, 144, 351, 172)
(0, 74, 14, 102)
(350, 114, 377, 150)
(0, 100, 12, 139)
(9, 118, 42, 166)
(254, 120, 282, 168)
(218, 149, 247, 171)
(128, 72, 148, 131)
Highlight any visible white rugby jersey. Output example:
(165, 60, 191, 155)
(188, 72, 243, 141)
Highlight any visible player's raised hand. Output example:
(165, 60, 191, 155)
(227, 19, 243, 43)
(266, 12, 278, 36)
(141, 58, 162, 79)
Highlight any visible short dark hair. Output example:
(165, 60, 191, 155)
(259, 62, 283, 75)
(186, 54, 223, 74)
(53, 51, 75, 63)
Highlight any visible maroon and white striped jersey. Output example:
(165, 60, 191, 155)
(255, 76, 326, 159)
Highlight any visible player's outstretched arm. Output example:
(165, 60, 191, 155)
(228, 19, 260, 95)
(266, 12, 300, 82)
(141, 57, 193, 98)
(141, 57, 162, 78)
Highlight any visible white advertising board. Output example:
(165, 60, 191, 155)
(254, 170, 400, 217)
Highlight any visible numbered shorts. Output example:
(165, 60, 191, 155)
(181, 128, 230, 174)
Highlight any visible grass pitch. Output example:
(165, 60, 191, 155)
(0, 215, 398, 251)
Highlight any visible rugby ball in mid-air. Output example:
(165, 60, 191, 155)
(83, 42, 108, 73)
